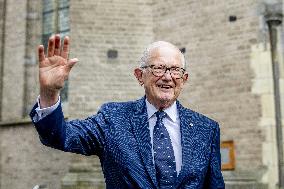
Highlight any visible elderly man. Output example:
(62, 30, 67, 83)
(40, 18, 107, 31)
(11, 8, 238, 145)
(30, 34, 225, 189)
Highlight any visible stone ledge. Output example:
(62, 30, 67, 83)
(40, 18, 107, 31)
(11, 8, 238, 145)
(0, 116, 70, 127)
(62, 172, 105, 189)
(225, 183, 268, 189)
(223, 169, 266, 182)
(223, 170, 268, 189)
(0, 118, 32, 127)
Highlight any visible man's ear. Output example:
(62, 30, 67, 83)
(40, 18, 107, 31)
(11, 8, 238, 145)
(182, 72, 189, 82)
(134, 68, 144, 86)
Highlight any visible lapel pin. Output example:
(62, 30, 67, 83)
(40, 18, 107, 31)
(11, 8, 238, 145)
(189, 123, 194, 127)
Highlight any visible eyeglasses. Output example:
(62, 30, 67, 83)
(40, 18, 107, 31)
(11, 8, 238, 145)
(141, 64, 186, 79)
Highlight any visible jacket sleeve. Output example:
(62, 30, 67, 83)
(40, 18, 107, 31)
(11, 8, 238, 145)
(204, 122, 225, 189)
(30, 102, 106, 156)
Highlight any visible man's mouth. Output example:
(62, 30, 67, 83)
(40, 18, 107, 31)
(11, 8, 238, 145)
(157, 84, 173, 89)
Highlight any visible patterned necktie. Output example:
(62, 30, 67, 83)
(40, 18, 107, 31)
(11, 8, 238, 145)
(153, 111, 177, 188)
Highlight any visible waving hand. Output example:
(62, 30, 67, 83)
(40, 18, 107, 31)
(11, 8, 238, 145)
(38, 34, 78, 108)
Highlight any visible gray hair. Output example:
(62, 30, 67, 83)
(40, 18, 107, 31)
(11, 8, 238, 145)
(139, 41, 186, 69)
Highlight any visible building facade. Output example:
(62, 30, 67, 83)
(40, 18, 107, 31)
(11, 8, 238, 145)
(0, 0, 283, 188)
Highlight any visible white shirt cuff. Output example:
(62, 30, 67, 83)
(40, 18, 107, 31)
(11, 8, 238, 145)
(33, 96, 60, 122)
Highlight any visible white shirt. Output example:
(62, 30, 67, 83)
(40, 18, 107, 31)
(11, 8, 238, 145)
(145, 99, 182, 174)
(34, 96, 182, 174)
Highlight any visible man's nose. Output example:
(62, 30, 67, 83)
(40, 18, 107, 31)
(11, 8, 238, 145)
(162, 69, 172, 80)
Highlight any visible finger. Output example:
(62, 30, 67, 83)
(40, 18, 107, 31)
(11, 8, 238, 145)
(38, 45, 45, 63)
(47, 35, 55, 57)
(61, 36, 69, 59)
(54, 34, 61, 56)
(66, 58, 78, 71)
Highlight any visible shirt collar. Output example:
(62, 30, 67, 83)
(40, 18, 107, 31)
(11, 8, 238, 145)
(145, 98, 178, 123)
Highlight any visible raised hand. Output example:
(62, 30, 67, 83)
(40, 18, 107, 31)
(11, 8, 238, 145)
(38, 34, 78, 108)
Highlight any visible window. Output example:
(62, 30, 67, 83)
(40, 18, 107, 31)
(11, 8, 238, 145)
(42, 0, 70, 102)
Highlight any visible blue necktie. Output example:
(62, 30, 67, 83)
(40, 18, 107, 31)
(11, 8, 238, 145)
(153, 111, 177, 188)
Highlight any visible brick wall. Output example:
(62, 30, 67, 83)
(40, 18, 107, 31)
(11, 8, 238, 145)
(23, 0, 42, 116)
(0, 1, 71, 189)
(0, 122, 72, 189)
(0, 0, 41, 120)
(1, 0, 27, 121)
(0, 0, 5, 122)
(152, 0, 264, 171)
(68, 0, 154, 118)
(66, 1, 155, 186)
(0, 0, 282, 189)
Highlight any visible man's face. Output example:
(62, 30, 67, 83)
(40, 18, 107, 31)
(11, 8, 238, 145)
(134, 45, 188, 109)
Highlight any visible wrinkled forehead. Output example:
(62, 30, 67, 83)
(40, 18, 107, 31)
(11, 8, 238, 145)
(148, 45, 183, 66)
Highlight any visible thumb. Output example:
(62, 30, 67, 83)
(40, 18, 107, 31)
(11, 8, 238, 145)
(66, 58, 78, 71)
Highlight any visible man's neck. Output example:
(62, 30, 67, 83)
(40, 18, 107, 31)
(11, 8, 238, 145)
(145, 97, 175, 110)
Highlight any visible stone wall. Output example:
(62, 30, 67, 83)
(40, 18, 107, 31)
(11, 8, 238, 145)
(0, 1, 71, 189)
(1, 0, 27, 121)
(153, 0, 265, 171)
(151, 1, 284, 188)
(0, 121, 72, 189)
(68, 0, 154, 118)
(0, 0, 5, 122)
(0, 0, 283, 189)
(23, 0, 42, 116)
(66, 1, 155, 187)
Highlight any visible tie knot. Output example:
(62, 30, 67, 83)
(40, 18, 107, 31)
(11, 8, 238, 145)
(156, 111, 167, 120)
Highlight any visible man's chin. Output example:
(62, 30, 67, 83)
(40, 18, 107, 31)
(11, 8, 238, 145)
(158, 96, 175, 108)
(159, 93, 174, 101)
(159, 97, 171, 102)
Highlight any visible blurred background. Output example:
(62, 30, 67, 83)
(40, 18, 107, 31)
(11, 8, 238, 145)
(0, 0, 284, 188)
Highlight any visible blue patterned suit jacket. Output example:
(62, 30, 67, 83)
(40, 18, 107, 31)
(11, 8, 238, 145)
(30, 97, 225, 189)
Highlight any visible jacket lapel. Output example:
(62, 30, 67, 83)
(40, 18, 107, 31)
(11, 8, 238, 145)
(130, 97, 158, 188)
(175, 101, 197, 188)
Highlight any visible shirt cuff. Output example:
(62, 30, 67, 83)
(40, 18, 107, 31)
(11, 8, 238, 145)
(34, 95, 60, 122)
